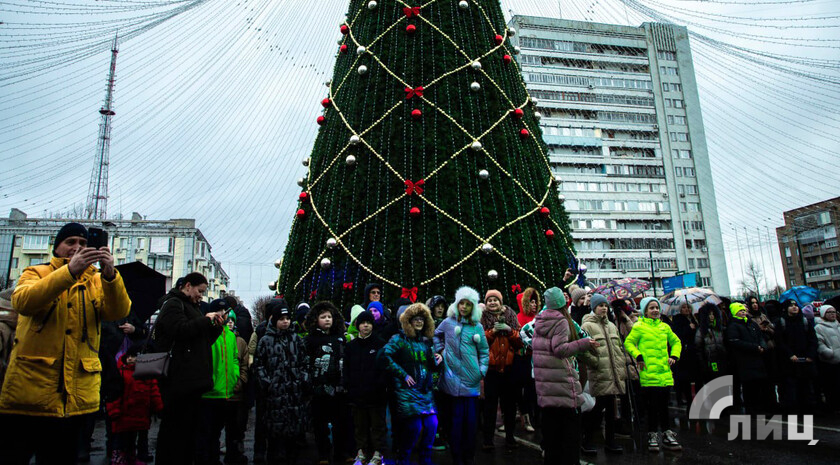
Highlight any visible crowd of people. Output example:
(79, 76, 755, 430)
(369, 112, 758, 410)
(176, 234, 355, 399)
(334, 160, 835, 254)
(1, 222, 839, 465)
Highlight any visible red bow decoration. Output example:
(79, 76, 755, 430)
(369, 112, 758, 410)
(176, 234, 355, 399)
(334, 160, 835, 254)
(404, 179, 425, 195)
(404, 86, 424, 100)
(309, 290, 317, 300)
(343, 282, 354, 290)
(511, 284, 522, 294)
(403, 6, 421, 17)
(401, 287, 418, 303)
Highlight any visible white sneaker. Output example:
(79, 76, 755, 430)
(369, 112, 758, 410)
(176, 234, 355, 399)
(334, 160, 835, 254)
(353, 449, 366, 465)
(647, 432, 660, 452)
(662, 430, 682, 451)
(367, 452, 382, 465)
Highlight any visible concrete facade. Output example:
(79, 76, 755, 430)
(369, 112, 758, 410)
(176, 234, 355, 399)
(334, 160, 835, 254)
(0, 208, 230, 300)
(776, 197, 840, 297)
(509, 16, 729, 295)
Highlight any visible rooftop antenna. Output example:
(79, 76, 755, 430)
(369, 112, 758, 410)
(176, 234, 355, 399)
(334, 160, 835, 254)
(85, 33, 119, 220)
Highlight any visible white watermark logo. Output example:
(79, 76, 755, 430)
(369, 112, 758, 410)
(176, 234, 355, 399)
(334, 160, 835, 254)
(688, 375, 818, 446)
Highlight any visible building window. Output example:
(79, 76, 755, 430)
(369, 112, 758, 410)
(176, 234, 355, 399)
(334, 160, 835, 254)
(23, 235, 50, 250)
(659, 66, 679, 75)
(684, 167, 696, 177)
(669, 132, 689, 142)
(675, 167, 683, 177)
(697, 258, 710, 268)
(657, 50, 677, 61)
(10, 258, 18, 269)
(700, 277, 711, 287)
(680, 202, 687, 212)
(688, 258, 695, 268)
(667, 115, 687, 125)
(150, 237, 174, 254)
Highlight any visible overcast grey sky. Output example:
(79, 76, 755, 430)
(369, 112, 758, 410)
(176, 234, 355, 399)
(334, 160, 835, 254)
(1, 0, 838, 306)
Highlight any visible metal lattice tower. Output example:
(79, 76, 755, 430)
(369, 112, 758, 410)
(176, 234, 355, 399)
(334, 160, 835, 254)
(85, 34, 119, 220)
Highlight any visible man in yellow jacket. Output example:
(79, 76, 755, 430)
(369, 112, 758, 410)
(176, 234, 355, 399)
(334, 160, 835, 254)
(0, 222, 131, 465)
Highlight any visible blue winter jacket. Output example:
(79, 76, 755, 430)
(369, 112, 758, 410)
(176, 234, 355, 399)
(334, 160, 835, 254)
(378, 330, 437, 418)
(434, 317, 489, 397)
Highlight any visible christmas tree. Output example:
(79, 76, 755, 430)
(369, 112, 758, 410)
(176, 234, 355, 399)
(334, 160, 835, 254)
(276, 0, 576, 307)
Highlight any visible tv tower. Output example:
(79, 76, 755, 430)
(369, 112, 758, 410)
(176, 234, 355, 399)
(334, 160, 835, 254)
(85, 34, 119, 220)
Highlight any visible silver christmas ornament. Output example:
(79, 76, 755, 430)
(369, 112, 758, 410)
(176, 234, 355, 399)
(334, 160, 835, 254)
(302, 157, 310, 167)
(481, 243, 493, 254)
(320, 258, 332, 269)
(534, 111, 542, 120)
(345, 154, 357, 166)
(508, 27, 516, 36)
(350, 135, 361, 145)
(458, 0, 469, 9)
(356, 46, 366, 56)
(487, 269, 499, 280)
(325, 80, 331, 87)
(297, 177, 306, 187)
(470, 140, 482, 151)
(513, 46, 521, 55)
(471, 60, 482, 71)
(268, 281, 277, 291)
(274, 259, 282, 269)
(558, 194, 566, 202)
(337, 38, 344, 45)
(357, 65, 368, 75)
(531, 97, 539, 106)
(367, 0, 377, 9)
(478, 169, 489, 180)
(554, 174, 563, 183)
(470, 81, 481, 92)
(326, 237, 338, 249)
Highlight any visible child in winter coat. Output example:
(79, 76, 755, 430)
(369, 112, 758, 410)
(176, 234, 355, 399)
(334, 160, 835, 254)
(434, 287, 489, 465)
(581, 294, 627, 455)
(344, 311, 387, 465)
(815, 305, 840, 411)
(480, 289, 522, 449)
(532, 287, 598, 465)
(254, 302, 311, 465)
(223, 313, 250, 464)
(624, 297, 682, 453)
(305, 301, 352, 464)
(379, 303, 442, 465)
(695, 303, 728, 383)
(107, 343, 164, 465)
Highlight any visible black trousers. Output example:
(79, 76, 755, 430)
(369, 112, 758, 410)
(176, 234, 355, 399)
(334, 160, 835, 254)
(643, 386, 671, 432)
(541, 407, 580, 465)
(583, 395, 617, 444)
(312, 394, 351, 461)
(254, 393, 267, 455)
(156, 389, 203, 465)
(0, 414, 85, 465)
(267, 433, 304, 465)
(196, 398, 227, 464)
(482, 369, 517, 443)
(351, 405, 387, 454)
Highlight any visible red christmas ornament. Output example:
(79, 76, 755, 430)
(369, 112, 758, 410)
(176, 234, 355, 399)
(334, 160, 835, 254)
(540, 206, 550, 217)
(503, 54, 512, 64)
(545, 229, 555, 239)
(513, 108, 524, 119)
(316, 115, 326, 126)
(494, 34, 503, 45)
(519, 128, 530, 139)
(321, 98, 331, 108)
(406, 24, 416, 35)
(410, 206, 421, 218)
(340, 25, 349, 35)
(411, 109, 422, 120)
(339, 44, 348, 53)
(296, 208, 306, 218)
(299, 192, 309, 202)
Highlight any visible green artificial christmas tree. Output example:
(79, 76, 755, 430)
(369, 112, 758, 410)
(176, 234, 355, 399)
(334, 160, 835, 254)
(276, 0, 576, 307)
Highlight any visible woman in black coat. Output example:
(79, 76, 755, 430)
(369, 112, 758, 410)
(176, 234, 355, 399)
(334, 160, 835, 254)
(670, 302, 701, 406)
(775, 299, 819, 413)
(152, 273, 224, 465)
(725, 302, 768, 414)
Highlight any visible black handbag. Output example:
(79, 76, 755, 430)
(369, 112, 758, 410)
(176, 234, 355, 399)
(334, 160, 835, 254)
(133, 299, 179, 380)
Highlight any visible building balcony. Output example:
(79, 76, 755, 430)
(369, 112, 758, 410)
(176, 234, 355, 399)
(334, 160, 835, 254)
(543, 134, 602, 147)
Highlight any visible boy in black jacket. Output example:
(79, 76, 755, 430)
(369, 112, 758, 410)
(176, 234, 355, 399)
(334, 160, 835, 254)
(344, 311, 387, 465)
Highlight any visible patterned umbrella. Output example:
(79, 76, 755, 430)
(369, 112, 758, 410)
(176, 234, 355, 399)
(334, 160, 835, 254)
(779, 285, 820, 308)
(593, 278, 651, 302)
(660, 287, 722, 315)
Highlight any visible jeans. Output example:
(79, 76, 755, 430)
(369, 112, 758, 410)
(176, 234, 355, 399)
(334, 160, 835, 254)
(399, 414, 438, 465)
(449, 397, 479, 465)
(541, 407, 580, 465)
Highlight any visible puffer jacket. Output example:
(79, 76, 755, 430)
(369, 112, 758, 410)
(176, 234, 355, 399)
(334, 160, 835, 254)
(343, 333, 387, 407)
(106, 356, 163, 433)
(695, 326, 728, 377)
(1, 257, 131, 417)
(623, 317, 682, 387)
(617, 312, 640, 381)
(581, 313, 626, 396)
(434, 315, 489, 397)
(481, 305, 522, 372)
(378, 304, 438, 418)
(305, 327, 346, 397)
(532, 308, 593, 409)
(725, 317, 767, 382)
(255, 325, 310, 437)
(203, 326, 241, 399)
(815, 317, 840, 364)
(775, 314, 818, 378)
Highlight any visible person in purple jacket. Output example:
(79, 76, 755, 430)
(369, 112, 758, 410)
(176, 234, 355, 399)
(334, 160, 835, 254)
(532, 287, 599, 465)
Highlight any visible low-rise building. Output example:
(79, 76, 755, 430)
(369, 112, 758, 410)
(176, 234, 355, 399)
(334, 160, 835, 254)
(777, 197, 840, 297)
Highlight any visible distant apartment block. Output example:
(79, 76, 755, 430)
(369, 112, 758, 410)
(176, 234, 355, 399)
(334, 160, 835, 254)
(776, 197, 840, 296)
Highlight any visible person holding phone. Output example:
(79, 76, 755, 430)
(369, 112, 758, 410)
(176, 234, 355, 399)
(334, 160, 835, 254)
(0, 222, 131, 464)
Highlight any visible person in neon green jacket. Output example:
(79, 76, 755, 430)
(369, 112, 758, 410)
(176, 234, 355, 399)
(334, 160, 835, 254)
(623, 297, 682, 453)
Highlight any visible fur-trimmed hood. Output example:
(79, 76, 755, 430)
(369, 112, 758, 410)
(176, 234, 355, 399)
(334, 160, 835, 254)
(518, 287, 541, 316)
(447, 286, 481, 324)
(400, 303, 435, 339)
(305, 301, 346, 336)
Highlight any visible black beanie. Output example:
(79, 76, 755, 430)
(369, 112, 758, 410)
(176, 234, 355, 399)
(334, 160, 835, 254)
(265, 297, 290, 323)
(355, 310, 375, 327)
(53, 223, 88, 254)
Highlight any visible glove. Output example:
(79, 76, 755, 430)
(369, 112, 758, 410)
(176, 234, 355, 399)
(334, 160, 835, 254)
(494, 322, 511, 333)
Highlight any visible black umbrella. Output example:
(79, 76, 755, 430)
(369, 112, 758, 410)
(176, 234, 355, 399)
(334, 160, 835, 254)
(116, 261, 167, 322)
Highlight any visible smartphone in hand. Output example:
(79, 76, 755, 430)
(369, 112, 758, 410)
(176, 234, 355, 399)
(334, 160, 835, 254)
(87, 227, 108, 249)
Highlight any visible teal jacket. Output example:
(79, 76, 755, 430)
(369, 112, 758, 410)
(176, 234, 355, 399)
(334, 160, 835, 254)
(624, 317, 681, 387)
(379, 331, 437, 418)
(202, 326, 240, 399)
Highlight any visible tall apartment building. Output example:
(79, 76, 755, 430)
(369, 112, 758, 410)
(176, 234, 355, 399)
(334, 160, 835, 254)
(776, 197, 840, 296)
(0, 208, 230, 300)
(508, 16, 729, 296)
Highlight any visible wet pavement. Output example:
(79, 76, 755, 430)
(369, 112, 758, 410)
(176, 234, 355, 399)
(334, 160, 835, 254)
(77, 405, 839, 465)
